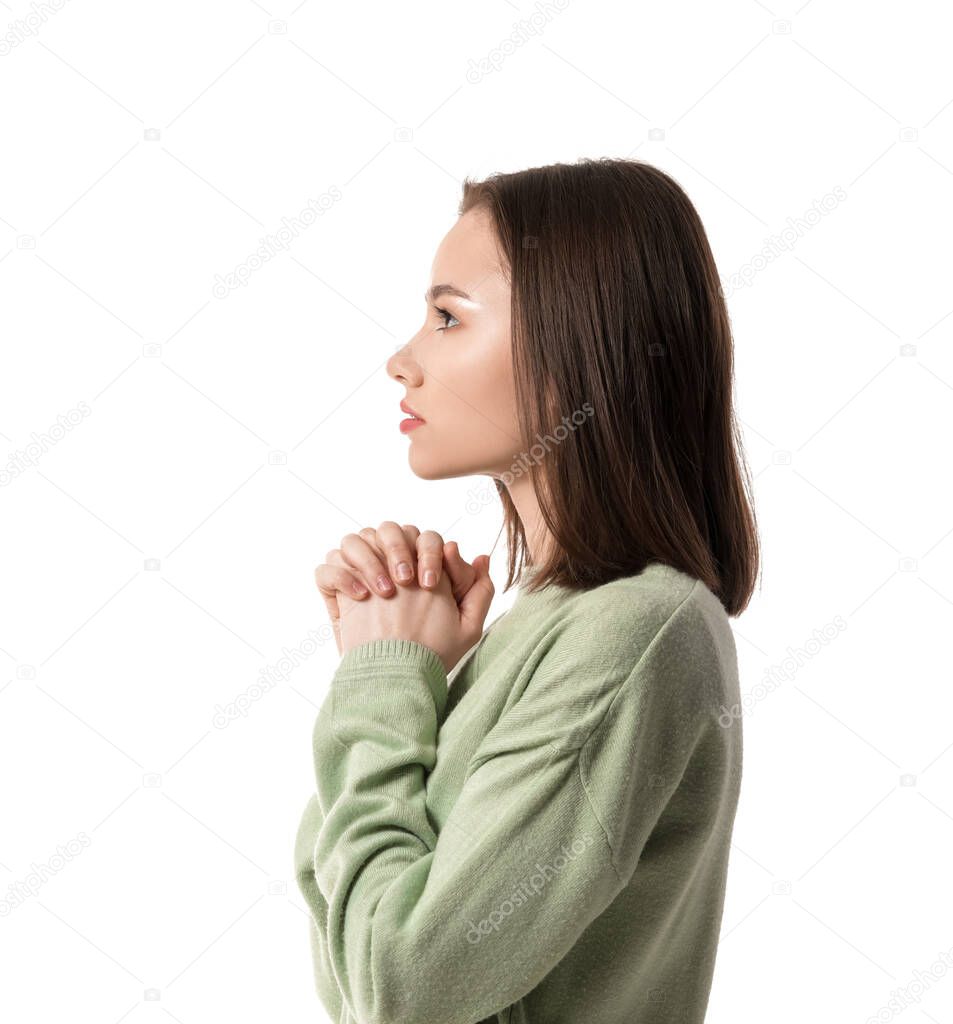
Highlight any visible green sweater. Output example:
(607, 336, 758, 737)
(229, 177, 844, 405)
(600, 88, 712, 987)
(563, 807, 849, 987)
(294, 561, 743, 1024)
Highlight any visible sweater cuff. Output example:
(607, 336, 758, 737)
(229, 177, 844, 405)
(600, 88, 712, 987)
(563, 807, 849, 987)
(333, 638, 449, 721)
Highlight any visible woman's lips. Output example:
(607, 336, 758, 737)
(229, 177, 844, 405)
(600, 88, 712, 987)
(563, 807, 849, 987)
(400, 399, 425, 420)
(399, 400, 426, 431)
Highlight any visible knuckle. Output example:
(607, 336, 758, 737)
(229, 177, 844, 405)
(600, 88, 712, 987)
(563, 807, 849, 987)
(376, 523, 408, 558)
(418, 534, 443, 555)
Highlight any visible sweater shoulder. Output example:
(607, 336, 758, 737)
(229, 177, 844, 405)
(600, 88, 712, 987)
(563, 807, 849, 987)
(584, 562, 701, 623)
(492, 565, 730, 753)
(548, 562, 718, 667)
(591, 564, 736, 698)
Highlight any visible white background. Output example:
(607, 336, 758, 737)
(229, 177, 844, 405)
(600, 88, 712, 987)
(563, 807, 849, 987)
(2, 1, 952, 1022)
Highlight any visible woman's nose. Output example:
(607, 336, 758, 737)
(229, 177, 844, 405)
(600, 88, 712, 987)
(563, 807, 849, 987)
(386, 338, 420, 384)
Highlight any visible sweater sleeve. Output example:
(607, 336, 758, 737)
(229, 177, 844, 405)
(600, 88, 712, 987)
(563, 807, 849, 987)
(300, 594, 717, 1024)
(292, 632, 496, 1023)
(293, 792, 344, 1024)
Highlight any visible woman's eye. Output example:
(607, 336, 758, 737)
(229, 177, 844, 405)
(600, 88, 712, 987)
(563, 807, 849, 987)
(432, 305, 460, 331)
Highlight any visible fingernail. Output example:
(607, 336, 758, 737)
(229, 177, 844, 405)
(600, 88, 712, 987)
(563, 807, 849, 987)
(396, 561, 413, 581)
(352, 582, 368, 597)
(377, 574, 394, 592)
(424, 569, 436, 587)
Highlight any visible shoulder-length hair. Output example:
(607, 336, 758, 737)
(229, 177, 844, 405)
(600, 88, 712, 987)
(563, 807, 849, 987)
(459, 157, 760, 617)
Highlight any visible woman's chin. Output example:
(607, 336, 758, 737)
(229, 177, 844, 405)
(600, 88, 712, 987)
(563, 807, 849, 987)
(407, 448, 469, 482)
(407, 449, 444, 481)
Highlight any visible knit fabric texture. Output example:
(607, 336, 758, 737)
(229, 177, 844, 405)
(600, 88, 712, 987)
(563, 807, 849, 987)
(294, 560, 743, 1024)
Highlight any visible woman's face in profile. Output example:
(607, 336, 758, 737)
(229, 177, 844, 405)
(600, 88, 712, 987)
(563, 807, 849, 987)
(386, 207, 521, 481)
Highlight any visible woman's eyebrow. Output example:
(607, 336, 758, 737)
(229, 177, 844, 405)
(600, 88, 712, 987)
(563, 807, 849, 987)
(424, 284, 472, 303)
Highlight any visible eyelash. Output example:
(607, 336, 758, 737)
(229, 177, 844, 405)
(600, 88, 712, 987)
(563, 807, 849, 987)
(432, 305, 460, 331)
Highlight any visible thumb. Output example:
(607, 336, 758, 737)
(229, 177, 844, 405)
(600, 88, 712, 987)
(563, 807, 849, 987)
(458, 555, 494, 635)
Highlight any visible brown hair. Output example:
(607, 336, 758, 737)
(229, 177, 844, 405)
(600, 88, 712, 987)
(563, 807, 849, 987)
(459, 157, 760, 616)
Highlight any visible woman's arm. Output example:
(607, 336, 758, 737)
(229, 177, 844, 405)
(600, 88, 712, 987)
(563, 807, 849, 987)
(294, 791, 345, 1023)
(293, 607, 502, 1022)
(302, 593, 722, 1024)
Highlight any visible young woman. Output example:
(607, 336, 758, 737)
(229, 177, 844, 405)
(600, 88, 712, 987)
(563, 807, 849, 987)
(295, 157, 760, 1024)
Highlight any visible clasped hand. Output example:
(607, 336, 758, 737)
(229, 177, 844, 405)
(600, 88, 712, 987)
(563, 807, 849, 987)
(314, 522, 495, 675)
